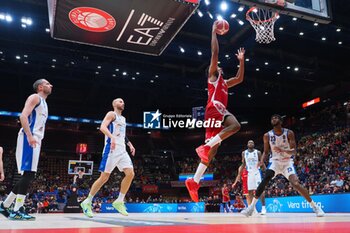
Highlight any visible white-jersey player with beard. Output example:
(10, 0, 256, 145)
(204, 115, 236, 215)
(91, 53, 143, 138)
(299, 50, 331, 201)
(241, 114, 325, 217)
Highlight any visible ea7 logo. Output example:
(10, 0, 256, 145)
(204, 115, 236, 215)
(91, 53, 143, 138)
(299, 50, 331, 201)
(127, 13, 165, 46)
(116, 9, 166, 46)
(138, 13, 164, 27)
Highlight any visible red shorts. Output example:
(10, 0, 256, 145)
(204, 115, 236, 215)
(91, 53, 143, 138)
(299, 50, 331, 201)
(204, 105, 232, 141)
(242, 173, 248, 196)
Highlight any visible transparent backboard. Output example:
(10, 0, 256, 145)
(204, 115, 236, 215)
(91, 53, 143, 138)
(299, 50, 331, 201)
(231, 0, 332, 23)
(68, 160, 94, 175)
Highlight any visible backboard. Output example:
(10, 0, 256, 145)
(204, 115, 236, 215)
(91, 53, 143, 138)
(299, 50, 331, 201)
(231, 0, 332, 24)
(68, 160, 94, 175)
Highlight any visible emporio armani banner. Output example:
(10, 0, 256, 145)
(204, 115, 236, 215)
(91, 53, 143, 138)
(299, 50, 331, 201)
(48, 0, 199, 56)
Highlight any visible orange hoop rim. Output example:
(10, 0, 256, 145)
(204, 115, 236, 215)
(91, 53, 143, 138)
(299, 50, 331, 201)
(246, 7, 279, 24)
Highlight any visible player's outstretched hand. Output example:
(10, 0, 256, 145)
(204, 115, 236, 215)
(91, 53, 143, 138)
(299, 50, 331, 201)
(236, 47, 245, 61)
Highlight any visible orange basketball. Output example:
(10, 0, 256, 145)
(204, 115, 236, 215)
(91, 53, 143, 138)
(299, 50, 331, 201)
(216, 19, 229, 35)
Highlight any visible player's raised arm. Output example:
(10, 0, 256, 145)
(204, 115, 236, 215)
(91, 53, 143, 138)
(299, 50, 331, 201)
(100, 111, 116, 150)
(226, 48, 245, 88)
(208, 21, 219, 82)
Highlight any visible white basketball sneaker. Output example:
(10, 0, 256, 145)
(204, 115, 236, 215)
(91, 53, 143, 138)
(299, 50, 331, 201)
(312, 205, 325, 217)
(241, 205, 255, 217)
(260, 206, 267, 215)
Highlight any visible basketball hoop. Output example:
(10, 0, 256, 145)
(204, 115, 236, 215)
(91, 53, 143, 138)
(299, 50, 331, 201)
(246, 7, 279, 44)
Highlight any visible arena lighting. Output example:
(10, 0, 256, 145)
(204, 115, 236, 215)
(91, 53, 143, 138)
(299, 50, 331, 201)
(238, 20, 244, 25)
(5, 15, 12, 22)
(230, 13, 237, 18)
(302, 97, 320, 108)
(197, 10, 203, 17)
(197, 51, 202, 56)
(220, 1, 228, 11)
(21, 17, 32, 25)
(204, 0, 210, 5)
(240, 121, 248, 125)
(216, 15, 223, 20)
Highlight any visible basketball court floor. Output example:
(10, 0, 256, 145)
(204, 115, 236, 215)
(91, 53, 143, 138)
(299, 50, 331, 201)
(1, 213, 350, 233)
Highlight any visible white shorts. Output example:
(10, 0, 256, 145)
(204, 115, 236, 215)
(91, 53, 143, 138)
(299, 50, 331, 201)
(99, 149, 133, 173)
(247, 170, 262, 191)
(16, 132, 41, 174)
(267, 160, 296, 180)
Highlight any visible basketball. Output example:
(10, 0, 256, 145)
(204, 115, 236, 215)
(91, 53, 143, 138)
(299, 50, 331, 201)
(215, 19, 229, 35)
(77, 12, 108, 28)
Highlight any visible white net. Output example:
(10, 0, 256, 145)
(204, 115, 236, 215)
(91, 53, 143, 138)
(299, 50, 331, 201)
(246, 7, 279, 44)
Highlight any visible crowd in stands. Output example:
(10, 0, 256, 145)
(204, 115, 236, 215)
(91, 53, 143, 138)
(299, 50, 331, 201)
(0, 100, 349, 213)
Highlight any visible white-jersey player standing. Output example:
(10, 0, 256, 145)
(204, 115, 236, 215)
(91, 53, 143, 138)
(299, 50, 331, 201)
(240, 140, 266, 215)
(241, 114, 324, 217)
(81, 98, 136, 218)
(0, 79, 53, 221)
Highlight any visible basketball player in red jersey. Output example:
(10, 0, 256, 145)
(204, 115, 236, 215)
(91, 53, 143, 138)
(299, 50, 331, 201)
(222, 184, 230, 213)
(186, 21, 245, 202)
(232, 167, 249, 197)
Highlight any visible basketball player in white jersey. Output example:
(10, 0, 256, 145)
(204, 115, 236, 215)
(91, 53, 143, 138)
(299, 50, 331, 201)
(241, 114, 325, 217)
(235, 140, 267, 214)
(0, 147, 4, 182)
(81, 98, 135, 218)
(0, 79, 52, 220)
